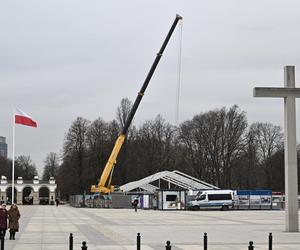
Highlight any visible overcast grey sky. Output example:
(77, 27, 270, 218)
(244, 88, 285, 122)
(1, 1, 300, 175)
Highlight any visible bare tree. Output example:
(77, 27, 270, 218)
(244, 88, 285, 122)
(251, 122, 283, 188)
(179, 119, 207, 179)
(179, 105, 247, 187)
(85, 118, 110, 186)
(42, 152, 59, 180)
(60, 117, 90, 195)
(63, 117, 90, 159)
(221, 105, 248, 187)
(131, 115, 177, 179)
(0, 156, 11, 179)
(233, 128, 260, 189)
(116, 98, 133, 129)
(15, 155, 38, 180)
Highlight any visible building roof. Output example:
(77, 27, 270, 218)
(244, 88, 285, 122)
(120, 170, 218, 193)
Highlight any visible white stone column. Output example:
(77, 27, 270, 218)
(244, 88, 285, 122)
(284, 66, 299, 232)
(33, 192, 39, 205)
(17, 192, 23, 205)
(16, 191, 22, 205)
(49, 192, 55, 205)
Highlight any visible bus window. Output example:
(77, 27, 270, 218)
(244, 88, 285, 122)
(197, 195, 206, 201)
(207, 194, 232, 201)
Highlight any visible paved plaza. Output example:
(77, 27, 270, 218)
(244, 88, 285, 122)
(3, 205, 300, 250)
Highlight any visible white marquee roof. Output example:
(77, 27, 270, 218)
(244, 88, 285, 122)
(120, 170, 218, 193)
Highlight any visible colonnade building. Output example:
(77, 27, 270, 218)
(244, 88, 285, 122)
(0, 176, 57, 205)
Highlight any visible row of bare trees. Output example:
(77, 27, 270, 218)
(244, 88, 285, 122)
(0, 155, 38, 180)
(55, 100, 299, 199)
(1, 100, 297, 199)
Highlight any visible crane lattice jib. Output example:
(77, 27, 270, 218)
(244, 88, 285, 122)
(92, 14, 183, 194)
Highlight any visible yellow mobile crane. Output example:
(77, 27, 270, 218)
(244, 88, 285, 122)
(91, 14, 182, 194)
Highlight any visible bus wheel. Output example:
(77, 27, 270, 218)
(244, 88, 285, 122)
(221, 205, 229, 211)
(193, 206, 200, 211)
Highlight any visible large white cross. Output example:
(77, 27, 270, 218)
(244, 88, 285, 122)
(254, 65, 299, 232)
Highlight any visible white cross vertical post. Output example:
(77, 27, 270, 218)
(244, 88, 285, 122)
(253, 65, 299, 232)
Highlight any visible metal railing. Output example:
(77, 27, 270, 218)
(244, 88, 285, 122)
(134, 232, 273, 250)
(67, 232, 273, 250)
(0, 231, 275, 250)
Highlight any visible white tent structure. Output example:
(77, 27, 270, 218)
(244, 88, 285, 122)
(120, 170, 218, 193)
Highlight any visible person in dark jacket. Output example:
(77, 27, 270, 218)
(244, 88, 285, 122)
(132, 198, 139, 212)
(0, 204, 8, 237)
(8, 204, 20, 240)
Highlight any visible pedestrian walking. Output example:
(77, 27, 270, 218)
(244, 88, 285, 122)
(132, 198, 139, 212)
(8, 204, 20, 240)
(0, 204, 8, 237)
(55, 198, 59, 207)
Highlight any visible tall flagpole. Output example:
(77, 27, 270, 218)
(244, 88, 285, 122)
(12, 109, 15, 204)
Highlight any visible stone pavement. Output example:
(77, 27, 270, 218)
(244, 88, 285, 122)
(3, 205, 300, 250)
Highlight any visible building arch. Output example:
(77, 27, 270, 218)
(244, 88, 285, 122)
(22, 186, 34, 205)
(6, 186, 17, 204)
(0, 176, 57, 205)
(39, 186, 50, 205)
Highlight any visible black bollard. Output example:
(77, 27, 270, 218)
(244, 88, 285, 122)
(269, 233, 272, 250)
(137, 233, 141, 250)
(69, 233, 73, 250)
(81, 241, 88, 250)
(248, 241, 254, 250)
(203, 232, 207, 250)
(0, 233, 4, 250)
(165, 240, 171, 250)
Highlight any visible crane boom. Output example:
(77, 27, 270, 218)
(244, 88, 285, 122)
(91, 14, 182, 194)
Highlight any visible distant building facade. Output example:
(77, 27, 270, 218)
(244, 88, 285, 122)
(0, 137, 7, 158)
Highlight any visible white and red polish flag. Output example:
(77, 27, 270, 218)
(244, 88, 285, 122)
(15, 108, 37, 127)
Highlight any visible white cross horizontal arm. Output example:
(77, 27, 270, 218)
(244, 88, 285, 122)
(253, 87, 300, 98)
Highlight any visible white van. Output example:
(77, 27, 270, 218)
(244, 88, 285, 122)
(188, 190, 234, 210)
